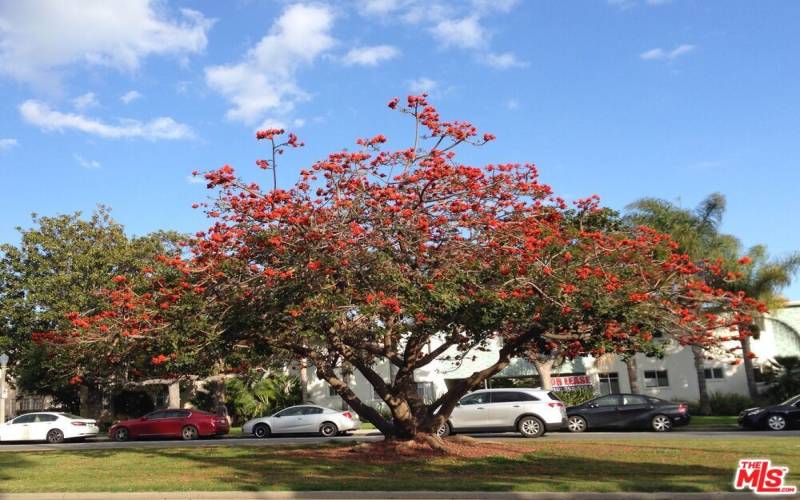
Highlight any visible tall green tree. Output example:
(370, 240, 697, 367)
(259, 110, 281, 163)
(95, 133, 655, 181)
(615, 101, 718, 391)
(0, 207, 184, 411)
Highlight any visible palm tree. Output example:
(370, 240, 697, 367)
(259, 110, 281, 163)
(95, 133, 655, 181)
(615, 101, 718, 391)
(625, 194, 733, 414)
(625, 194, 800, 410)
(763, 356, 800, 402)
(717, 246, 800, 398)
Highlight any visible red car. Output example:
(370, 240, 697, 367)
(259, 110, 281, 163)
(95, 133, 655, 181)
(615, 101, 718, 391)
(109, 409, 229, 441)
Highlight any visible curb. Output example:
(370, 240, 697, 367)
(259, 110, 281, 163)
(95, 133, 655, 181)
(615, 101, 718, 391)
(0, 492, 767, 500)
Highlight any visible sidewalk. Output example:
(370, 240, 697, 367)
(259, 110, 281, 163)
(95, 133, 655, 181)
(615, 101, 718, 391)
(0, 492, 767, 500)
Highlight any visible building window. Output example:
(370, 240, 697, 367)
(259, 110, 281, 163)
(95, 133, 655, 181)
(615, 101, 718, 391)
(598, 372, 620, 395)
(704, 367, 724, 380)
(416, 382, 435, 403)
(644, 370, 669, 388)
(328, 384, 338, 397)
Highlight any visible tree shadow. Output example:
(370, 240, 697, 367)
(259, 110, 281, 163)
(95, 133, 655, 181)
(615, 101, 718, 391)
(52, 444, 739, 493)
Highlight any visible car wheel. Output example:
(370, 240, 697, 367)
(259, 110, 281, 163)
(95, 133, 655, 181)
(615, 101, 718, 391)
(567, 415, 587, 433)
(253, 424, 271, 439)
(46, 429, 65, 444)
(651, 414, 672, 432)
(517, 416, 545, 438)
(767, 415, 787, 431)
(319, 422, 338, 438)
(113, 427, 130, 442)
(436, 422, 451, 438)
(181, 425, 199, 441)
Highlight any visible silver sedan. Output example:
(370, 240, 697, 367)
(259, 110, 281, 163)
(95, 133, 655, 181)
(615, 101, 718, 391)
(242, 405, 360, 438)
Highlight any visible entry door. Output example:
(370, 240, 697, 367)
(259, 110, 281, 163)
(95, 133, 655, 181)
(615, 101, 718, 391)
(584, 395, 621, 428)
(450, 392, 491, 429)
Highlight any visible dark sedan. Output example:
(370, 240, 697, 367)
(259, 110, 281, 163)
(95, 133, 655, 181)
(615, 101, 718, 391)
(109, 409, 229, 441)
(566, 394, 690, 432)
(738, 394, 800, 431)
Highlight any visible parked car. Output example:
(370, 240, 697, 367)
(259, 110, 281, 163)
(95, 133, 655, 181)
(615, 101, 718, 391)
(566, 394, 690, 432)
(738, 394, 800, 431)
(0, 412, 99, 443)
(242, 405, 360, 438)
(436, 388, 567, 438)
(109, 409, 229, 441)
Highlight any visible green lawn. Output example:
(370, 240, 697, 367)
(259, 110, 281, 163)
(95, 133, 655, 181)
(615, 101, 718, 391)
(2, 438, 798, 493)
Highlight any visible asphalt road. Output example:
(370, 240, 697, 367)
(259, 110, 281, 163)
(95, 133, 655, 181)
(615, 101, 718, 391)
(2, 429, 799, 452)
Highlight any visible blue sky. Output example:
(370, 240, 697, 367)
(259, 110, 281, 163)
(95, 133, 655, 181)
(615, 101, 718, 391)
(1, 0, 799, 297)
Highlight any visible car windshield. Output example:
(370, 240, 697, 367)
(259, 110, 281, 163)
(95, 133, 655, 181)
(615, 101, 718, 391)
(780, 395, 800, 406)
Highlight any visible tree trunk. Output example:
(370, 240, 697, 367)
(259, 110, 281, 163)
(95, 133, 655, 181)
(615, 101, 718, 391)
(740, 335, 759, 399)
(691, 344, 712, 415)
(625, 357, 640, 393)
(533, 358, 554, 390)
(79, 385, 89, 417)
(167, 381, 181, 409)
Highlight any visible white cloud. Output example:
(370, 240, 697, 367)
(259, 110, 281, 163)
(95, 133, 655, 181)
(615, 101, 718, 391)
(120, 90, 143, 104)
(359, 0, 406, 16)
(74, 154, 101, 169)
(505, 98, 519, 110)
(471, 0, 519, 14)
(0, 138, 18, 150)
(356, 2, 523, 70)
(640, 44, 695, 61)
(431, 16, 486, 49)
(186, 174, 204, 184)
(72, 92, 99, 110)
(482, 51, 528, 69)
(19, 100, 194, 140)
(343, 45, 399, 66)
(205, 3, 335, 125)
(407, 77, 438, 94)
(0, 0, 212, 90)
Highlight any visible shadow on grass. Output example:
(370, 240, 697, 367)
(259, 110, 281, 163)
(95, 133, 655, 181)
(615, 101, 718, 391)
(0, 443, 741, 493)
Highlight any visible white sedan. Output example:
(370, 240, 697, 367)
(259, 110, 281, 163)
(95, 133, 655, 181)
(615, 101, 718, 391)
(242, 405, 360, 438)
(0, 412, 99, 443)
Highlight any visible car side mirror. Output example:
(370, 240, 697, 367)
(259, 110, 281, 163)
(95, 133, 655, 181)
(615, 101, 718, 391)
(455, 402, 461, 407)
(140, 416, 147, 421)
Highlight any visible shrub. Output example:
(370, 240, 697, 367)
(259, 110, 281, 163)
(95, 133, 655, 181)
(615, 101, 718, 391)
(224, 372, 302, 424)
(762, 356, 800, 404)
(553, 388, 597, 407)
(707, 392, 755, 415)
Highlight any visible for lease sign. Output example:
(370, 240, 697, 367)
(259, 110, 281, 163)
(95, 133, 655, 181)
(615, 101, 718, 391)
(551, 375, 591, 388)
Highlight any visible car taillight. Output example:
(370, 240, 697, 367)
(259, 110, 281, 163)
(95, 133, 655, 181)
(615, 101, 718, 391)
(71, 421, 87, 426)
(342, 411, 354, 420)
(678, 404, 687, 413)
(547, 402, 564, 408)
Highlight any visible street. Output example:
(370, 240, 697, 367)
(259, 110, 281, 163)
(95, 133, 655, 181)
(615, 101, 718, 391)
(2, 429, 798, 452)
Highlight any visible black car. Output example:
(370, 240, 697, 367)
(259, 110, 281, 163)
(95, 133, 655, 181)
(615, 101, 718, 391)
(738, 394, 800, 431)
(566, 394, 690, 432)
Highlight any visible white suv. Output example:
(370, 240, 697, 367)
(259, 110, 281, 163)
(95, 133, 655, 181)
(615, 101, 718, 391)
(438, 388, 567, 438)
